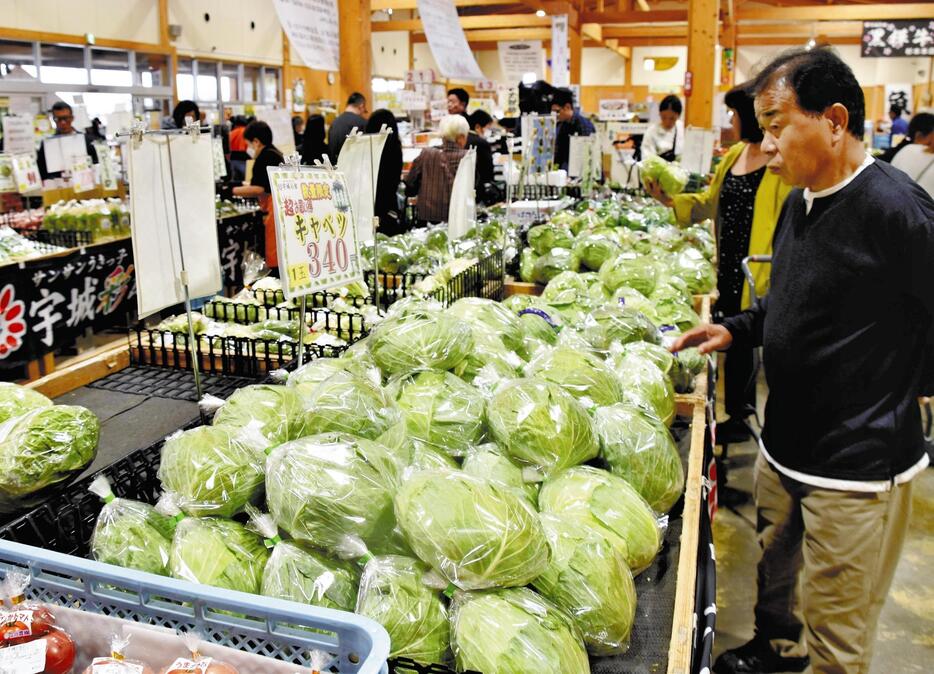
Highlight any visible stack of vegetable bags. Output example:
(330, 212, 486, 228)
(0, 383, 100, 513)
(91, 273, 697, 671)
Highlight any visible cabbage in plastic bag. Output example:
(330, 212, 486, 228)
(640, 154, 689, 195)
(574, 233, 621, 272)
(287, 356, 382, 393)
(391, 369, 486, 458)
(369, 310, 473, 376)
(524, 346, 622, 406)
(0, 405, 99, 510)
(672, 247, 717, 294)
(517, 307, 562, 356)
(297, 370, 399, 440)
(266, 433, 404, 554)
(653, 298, 701, 332)
(519, 248, 537, 283)
(487, 379, 598, 475)
(541, 271, 588, 307)
(533, 248, 580, 284)
(539, 466, 662, 574)
(89, 477, 176, 576)
(212, 384, 304, 448)
(611, 351, 676, 426)
(614, 341, 676, 378)
(451, 328, 525, 383)
(0, 383, 51, 424)
(451, 588, 590, 674)
(394, 469, 550, 590)
(595, 403, 684, 512)
(356, 555, 450, 664)
(599, 252, 658, 296)
(461, 444, 539, 505)
(159, 426, 265, 518)
(533, 514, 637, 655)
(612, 286, 659, 321)
(446, 298, 525, 355)
(583, 304, 660, 351)
(262, 541, 359, 611)
(527, 223, 575, 255)
(169, 517, 268, 593)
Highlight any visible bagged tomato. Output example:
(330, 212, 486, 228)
(0, 627, 75, 674)
(161, 632, 238, 674)
(83, 632, 155, 674)
(0, 571, 56, 646)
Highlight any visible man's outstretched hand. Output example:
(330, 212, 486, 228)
(670, 323, 733, 354)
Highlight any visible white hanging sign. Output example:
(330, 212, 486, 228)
(680, 127, 717, 176)
(448, 148, 476, 239)
(400, 90, 429, 111)
(0, 157, 16, 193)
(430, 99, 448, 122)
(2, 116, 35, 155)
(257, 108, 297, 156)
(94, 142, 119, 191)
(70, 155, 96, 193)
(337, 129, 390, 242)
(128, 133, 222, 317)
(11, 153, 41, 193)
(416, 0, 485, 81)
(40, 133, 87, 174)
(498, 41, 545, 84)
(598, 99, 630, 121)
(267, 166, 364, 300)
(273, 0, 340, 72)
(551, 15, 570, 88)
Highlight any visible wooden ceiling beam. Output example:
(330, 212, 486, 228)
(372, 13, 551, 32)
(737, 3, 933, 21)
(736, 35, 862, 45)
(462, 27, 553, 40)
(372, 0, 516, 9)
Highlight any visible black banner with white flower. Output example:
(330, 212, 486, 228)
(862, 20, 934, 58)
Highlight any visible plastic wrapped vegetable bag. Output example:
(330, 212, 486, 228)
(610, 351, 677, 426)
(169, 517, 269, 593)
(524, 346, 623, 406)
(533, 514, 637, 655)
(89, 476, 176, 575)
(451, 588, 590, 674)
(0, 382, 51, 424)
(487, 379, 598, 475)
(0, 405, 99, 511)
(461, 444, 539, 505)
(394, 469, 551, 590)
(211, 384, 304, 448)
(296, 370, 400, 440)
(539, 466, 662, 574)
(368, 310, 473, 376)
(446, 297, 525, 356)
(356, 555, 450, 664)
(158, 425, 265, 518)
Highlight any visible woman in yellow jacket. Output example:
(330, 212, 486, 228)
(646, 83, 793, 443)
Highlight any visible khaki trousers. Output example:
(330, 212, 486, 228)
(752, 453, 913, 674)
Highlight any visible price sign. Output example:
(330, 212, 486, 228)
(70, 154, 96, 193)
(268, 166, 364, 300)
(11, 153, 40, 193)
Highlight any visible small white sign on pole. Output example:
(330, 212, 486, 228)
(551, 15, 570, 88)
(11, 154, 41, 193)
(2, 116, 35, 155)
(598, 99, 630, 121)
(128, 133, 221, 317)
(273, 0, 340, 72)
(498, 41, 545, 84)
(337, 129, 390, 243)
(70, 155, 96, 193)
(416, 0, 485, 81)
(267, 166, 365, 300)
(448, 148, 477, 239)
(680, 127, 717, 176)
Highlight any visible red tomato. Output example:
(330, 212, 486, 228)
(40, 627, 76, 674)
(0, 607, 55, 646)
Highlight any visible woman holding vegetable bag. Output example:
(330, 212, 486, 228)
(645, 83, 792, 444)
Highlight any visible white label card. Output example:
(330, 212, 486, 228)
(273, 0, 340, 72)
(416, 0, 485, 80)
(2, 116, 35, 155)
(90, 660, 145, 674)
(0, 639, 47, 674)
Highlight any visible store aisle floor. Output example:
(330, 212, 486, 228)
(711, 384, 934, 672)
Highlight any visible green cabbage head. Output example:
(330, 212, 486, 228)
(524, 346, 623, 406)
(262, 541, 358, 611)
(212, 384, 304, 449)
(487, 379, 598, 475)
(394, 469, 551, 590)
(91, 498, 176, 576)
(527, 223, 575, 255)
(169, 517, 269, 593)
(539, 466, 662, 574)
(0, 383, 51, 424)
(461, 444, 539, 505)
(297, 370, 400, 440)
(574, 233, 621, 272)
(368, 310, 473, 376)
(356, 555, 450, 664)
(599, 252, 659, 296)
(582, 304, 660, 351)
(533, 514, 637, 655)
(610, 351, 676, 426)
(446, 298, 525, 355)
(533, 248, 580, 284)
(451, 588, 589, 674)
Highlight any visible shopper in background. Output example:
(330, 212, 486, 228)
(404, 114, 469, 225)
(891, 112, 934, 198)
(641, 94, 684, 160)
(646, 82, 793, 444)
(160, 99, 201, 130)
(37, 101, 98, 180)
(468, 109, 498, 205)
(447, 88, 470, 117)
(328, 92, 368, 163)
(889, 104, 909, 140)
(300, 113, 328, 166)
(551, 87, 595, 172)
(672, 47, 934, 674)
(291, 115, 304, 150)
(232, 121, 284, 270)
(86, 117, 105, 142)
(365, 109, 405, 236)
(228, 115, 249, 182)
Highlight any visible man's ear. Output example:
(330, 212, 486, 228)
(825, 103, 850, 144)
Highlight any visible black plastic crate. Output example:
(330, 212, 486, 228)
(517, 184, 582, 201)
(86, 364, 254, 402)
(15, 228, 94, 248)
(202, 299, 369, 345)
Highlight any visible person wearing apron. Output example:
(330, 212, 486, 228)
(641, 94, 684, 161)
(233, 120, 284, 270)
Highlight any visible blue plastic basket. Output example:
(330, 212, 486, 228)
(0, 539, 390, 673)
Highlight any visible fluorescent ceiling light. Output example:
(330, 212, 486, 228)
(536, 9, 546, 17)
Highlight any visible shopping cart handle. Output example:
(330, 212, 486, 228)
(741, 255, 772, 305)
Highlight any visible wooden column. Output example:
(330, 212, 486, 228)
(158, 0, 178, 106)
(686, 0, 718, 127)
(721, 20, 737, 90)
(339, 0, 372, 106)
(282, 32, 292, 106)
(569, 25, 582, 85)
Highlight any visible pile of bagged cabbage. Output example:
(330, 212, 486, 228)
(361, 223, 504, 277)
(89, 285, 707, 672)
(518, 195, 717, 304)
(0, 383, 100, 513)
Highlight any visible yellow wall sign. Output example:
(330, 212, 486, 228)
(267, 167, 364, 300)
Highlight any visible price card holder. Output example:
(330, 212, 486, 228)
(70, 154, 97, 193)
(268, 165, 364, 302)
(681, 127, 717, 176)
(11, 153, 41, 193)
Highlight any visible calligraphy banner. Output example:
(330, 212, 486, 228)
(862, 20, 934, 58)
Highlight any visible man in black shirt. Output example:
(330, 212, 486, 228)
(674, 48, 933, 674)
(468, 109, 498, 204)
(328, 92, 368, 164)
(37, 101, 98, 180)
(551, 87, 594, 171)
(233, 121, 284, 270)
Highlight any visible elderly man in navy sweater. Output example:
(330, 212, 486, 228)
(674, 48, 934, 674)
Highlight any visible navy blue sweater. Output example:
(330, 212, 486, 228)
(723, 160, 934, 482)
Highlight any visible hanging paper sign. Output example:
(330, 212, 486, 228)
(258, 108, 296, 156)
(95, 142, 119, 191)
(405, 69, 437, 84)
(2, 115, 36, 154)
(39, 134, 86, 174)
(11, 154, 41, 193)
(212, 136, 227, 179)
(400, 90, 429, 111)
(416, 0, 485, 81)
(681, 127, 717, 176)
(7, 96, 37, 117)
(273, 0, 340, 72)
(337, 129, 390, 242)
(430, 100, 448, 122)
(862, 20, 934, 57)
(448, 148, 476, 239)
(598, 99, 630, 121)
(498, 41, 545, 85)
(883, 83, 913, 119)
(0, 157, 15, 193)
(551, 15, 570, 88)
(476, 80, 496, 92)
(568, 135, 601, 183)
(268, 167, 364, 300)
(70, 155, 96, 193)
(499, 88, 520, 118)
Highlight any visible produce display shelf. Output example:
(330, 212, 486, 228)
(86, 363, 255, 402)
(12, 226, 95, 248)
(203, 298, 369, 345)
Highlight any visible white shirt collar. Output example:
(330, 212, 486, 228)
(803, 153, 874, 214)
